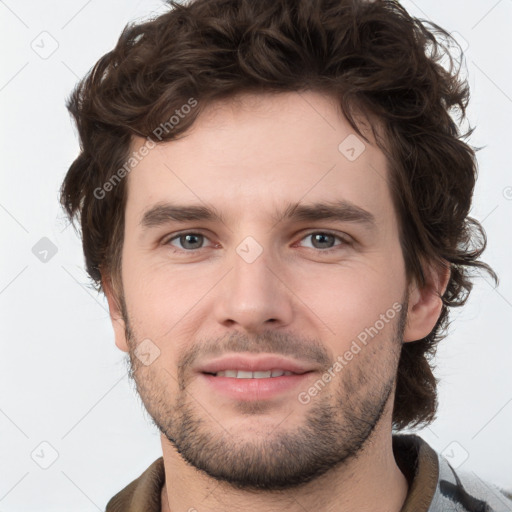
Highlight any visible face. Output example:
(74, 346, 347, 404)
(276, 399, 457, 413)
(108, 91, 415, 490)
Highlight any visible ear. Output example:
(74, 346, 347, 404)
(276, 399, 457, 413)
(403, 261, 451, 343)
(102, 273, 130, 353)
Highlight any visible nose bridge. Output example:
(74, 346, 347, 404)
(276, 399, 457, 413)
(213, 234, 294, 330)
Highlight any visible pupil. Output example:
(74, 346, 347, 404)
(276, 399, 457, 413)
(182, 234, 202, 249)
(313, 233, 333, 248)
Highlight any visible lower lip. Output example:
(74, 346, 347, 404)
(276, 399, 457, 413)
(199, 372, 314, 400)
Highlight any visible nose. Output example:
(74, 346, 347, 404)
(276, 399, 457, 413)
(213, 240, 294, 332)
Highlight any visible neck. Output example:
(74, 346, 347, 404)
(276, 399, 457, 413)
(160, 425, 408, 512)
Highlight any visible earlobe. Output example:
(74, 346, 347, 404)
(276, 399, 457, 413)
(102, 274, 130, 353)
(403, 261, 451, 343)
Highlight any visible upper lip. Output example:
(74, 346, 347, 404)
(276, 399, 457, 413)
(197, 354, 316, 375)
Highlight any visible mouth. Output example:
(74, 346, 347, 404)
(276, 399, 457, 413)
(202, 368, 308, 378)
(198, 364, 315, 400)
(195, 354, 318, 400)
(197, 353, 316, 376)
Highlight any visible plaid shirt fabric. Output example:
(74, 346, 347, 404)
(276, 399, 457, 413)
(106, 434, 512, 511)
(393, 435, 512, 512)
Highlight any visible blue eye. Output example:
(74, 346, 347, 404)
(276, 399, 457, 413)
(163, 230, 350, 254)
(166, 232, 211, 251)
(297, 231, 349, 252)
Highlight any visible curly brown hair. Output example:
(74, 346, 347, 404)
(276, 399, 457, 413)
(59, 0, 497, 430)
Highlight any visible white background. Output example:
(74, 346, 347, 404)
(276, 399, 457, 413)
(1, 1, 511, 510)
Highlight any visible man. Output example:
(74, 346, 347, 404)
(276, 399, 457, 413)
(60, 0, 512, 510)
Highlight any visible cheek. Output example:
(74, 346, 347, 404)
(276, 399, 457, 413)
(290, 258, 405, 347)
(122, 256, 219, 338)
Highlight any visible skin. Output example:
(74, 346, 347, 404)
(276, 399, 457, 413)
(103, 91, 449, 512)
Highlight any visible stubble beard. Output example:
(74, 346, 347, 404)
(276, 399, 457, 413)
(122, 300, 407, 491)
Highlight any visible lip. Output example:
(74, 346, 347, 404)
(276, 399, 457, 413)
(199, 372, 315, 401)
(196, 354, 315, 375)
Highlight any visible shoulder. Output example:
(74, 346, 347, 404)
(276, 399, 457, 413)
(430, 447, 512, 512)
(393, 434, 512, 512)
(105, 457, 165, 512)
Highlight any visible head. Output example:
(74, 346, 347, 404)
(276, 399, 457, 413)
(60, 0, 496, 490)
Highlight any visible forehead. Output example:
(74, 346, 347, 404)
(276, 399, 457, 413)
(124, 91, 393, 228)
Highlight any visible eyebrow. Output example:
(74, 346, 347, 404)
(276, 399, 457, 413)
(139, 199, 377, 232)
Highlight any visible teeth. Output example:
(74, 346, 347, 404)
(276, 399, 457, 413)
(254, 371, 272, 378)
(213, 369, 295, 378)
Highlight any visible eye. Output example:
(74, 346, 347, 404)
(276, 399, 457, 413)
(296, 231, 350, 252)
(164, 232, 214, 252)
(163, 230, 351, 254)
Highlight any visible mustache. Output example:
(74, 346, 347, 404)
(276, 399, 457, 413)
(178, 330, 333, 372)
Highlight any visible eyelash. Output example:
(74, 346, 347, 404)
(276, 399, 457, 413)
(163, 230, 351, 255)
